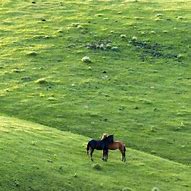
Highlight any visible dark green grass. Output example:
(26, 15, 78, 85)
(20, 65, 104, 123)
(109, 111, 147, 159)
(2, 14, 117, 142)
(0, 0, 191, 167)
(0, 115, 191, 191)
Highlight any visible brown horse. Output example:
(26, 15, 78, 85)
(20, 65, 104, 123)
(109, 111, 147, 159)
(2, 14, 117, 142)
(101, 134, 126, 162)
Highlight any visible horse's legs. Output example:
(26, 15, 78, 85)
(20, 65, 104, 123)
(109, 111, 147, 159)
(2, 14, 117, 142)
(122, 145, 126, 162)
(102, 149, 108, 161)
(124, 144, 127, 162)
(105, 149, 108, 161)
(102, 150, 105, 161)
(122, 151, 126, 162)
(90, 148, 94, 161)
(119, 146, 126, 162)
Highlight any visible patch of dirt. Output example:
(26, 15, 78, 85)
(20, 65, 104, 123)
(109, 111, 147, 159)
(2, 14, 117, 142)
(129, 39, 180, 62)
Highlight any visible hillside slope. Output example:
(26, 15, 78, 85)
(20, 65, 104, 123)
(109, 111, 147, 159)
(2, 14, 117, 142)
(0, 0, 191, 165)
(0, 115, 191, 191)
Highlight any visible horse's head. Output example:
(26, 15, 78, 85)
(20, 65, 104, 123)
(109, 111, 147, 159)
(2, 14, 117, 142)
(107, 135, 114, 144)
(101, 134, 114, 144)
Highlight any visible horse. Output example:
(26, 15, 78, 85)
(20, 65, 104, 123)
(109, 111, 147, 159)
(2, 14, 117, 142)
(86, 135, 114, 161)
(101, 134, 126, 162)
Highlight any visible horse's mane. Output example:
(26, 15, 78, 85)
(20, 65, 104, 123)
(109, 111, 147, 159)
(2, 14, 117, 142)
(101, 134, 114, 144)
(101, 133, 108, 140)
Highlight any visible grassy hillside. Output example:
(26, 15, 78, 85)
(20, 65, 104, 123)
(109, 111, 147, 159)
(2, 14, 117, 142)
(0, 1, 191, 189)
(1, 0, 190, 165)
(0, 115, 191, 191)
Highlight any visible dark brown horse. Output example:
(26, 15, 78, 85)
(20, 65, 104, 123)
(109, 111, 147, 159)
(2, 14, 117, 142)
(101, 134, 126, 162)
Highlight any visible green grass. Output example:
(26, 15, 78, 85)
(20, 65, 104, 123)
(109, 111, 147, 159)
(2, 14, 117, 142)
(0, 115, 190, 191)
(0, 0, 191, 190)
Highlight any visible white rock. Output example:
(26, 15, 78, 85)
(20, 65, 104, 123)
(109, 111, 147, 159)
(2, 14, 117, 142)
(81, 56, 91, 63)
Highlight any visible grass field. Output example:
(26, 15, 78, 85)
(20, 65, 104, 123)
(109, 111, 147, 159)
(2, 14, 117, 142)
(0, 0, 191, 190)
(0, 115, 190, 191)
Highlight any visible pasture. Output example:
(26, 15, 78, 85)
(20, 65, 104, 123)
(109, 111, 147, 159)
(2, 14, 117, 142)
(0, 115, 190, 191)
(0, 0, 191, 190)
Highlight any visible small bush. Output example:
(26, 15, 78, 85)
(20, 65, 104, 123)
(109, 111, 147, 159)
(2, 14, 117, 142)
(95, 14, 104, 17)
(86, 41, 113, 51)
(47, 97, 57, 101)
(140, 31, 146, 35)
(150, 127, 156, 132)
(12, 69, 25, 73)
(131, 36, 137, 41)
(73, 173, 78, 178)
(155, 13, 163, 17)
(151, 187, 160, 191)
(155, 18, 162, 21)
(21, 76, 32, 81)
(111, 46, 119, 51)
(47, 159, 53, 163)
(31, 141, 36, 145)
(59, 166, 64, 172)
(177, 16, 184, 20)
(120, 34, 127, 39)
(14, 180, 20, 187)
(82, 56, 92, 63)
(27, 51, 38, 56)
(35, 78, 48, 85)
(92, 163, 102, 170)
(150, 31, 156, 34)
(122, 187, 132, 191)
(106, 43, 112, 49)
(77, 25, 83, 29)
(151, 150, 157, 154)
(177, 54, 184, 60)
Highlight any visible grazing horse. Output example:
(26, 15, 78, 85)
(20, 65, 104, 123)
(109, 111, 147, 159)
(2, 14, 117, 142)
(87, 135, 114, 161)
(101, 134, 126, 162)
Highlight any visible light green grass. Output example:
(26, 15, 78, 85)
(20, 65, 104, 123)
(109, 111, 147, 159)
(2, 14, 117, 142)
(0, 115, 190, 191)
(0, 0, 191, 189)
(1, 0, 190, 164)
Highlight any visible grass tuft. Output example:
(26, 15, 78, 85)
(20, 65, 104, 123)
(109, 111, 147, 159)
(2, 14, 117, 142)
(81, 56, 92, 63)
(151, 187, 160, 191)
(35, 78, 49, 85)
(92, 163, 102, 171)
(122, 187, 133, 191)
(26, 51, 38, 56)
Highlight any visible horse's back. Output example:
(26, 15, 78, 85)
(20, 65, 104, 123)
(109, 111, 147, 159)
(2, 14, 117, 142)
(88, 139, 99, 149)
(108, 141, 125, 150)
(88, 139, 106, 150)
(88, 139, 96, 146)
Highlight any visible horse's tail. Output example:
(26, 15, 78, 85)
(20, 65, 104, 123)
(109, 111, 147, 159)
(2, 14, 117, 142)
(87, 142, 90, 155)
